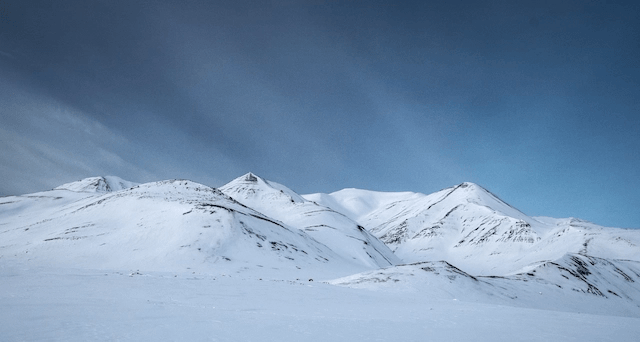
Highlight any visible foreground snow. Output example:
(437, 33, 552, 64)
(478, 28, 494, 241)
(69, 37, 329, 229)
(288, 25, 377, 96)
(2, 264, 639, 341)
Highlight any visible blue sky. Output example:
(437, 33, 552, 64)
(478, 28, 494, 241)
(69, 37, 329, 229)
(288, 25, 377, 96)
(1, 0, 638, 228)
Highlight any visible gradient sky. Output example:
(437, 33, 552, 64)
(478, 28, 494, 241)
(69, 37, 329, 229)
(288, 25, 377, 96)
(1, 0, 639, 228)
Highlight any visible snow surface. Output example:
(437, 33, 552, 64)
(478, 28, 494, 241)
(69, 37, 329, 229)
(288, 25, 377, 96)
(2, 264, 640, 342)
(1, 174, 640, 341)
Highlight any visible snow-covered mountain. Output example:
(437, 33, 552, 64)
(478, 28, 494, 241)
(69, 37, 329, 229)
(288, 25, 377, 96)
(2, 173, 640, 322)
(4, 175, 638, 278)
(305, 182, 640, 275)
(219, 173, 399, 269)
(0, 177, 373, 278)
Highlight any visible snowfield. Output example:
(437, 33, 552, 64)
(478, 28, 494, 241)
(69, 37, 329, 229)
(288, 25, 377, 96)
(3, 265, 640, 341)
(1, 174, 639, 341)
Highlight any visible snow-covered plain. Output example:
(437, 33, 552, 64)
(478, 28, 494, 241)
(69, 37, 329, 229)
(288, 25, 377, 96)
(3, 265, 640, 341)
(1, 174, 639, 341)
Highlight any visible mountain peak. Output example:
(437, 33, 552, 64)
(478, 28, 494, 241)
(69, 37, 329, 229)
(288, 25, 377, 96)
(451, 182, 520, 212)
(54, 176, 138, 193)
(219, 172, 306, 204)
(231, 172, 268, 186)
(454, 182, 487, 193)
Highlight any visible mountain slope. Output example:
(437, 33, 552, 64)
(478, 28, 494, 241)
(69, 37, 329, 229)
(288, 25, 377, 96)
(0, 179, 365, 278)
(219, 173, 400, 269)
(307, 182, 640, 275)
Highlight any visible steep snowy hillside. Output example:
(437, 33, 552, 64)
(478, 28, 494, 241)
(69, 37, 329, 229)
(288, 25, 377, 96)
(307, 182, 640, 275)
(219, 173, 399, 269)
(0, 178, 368, 279)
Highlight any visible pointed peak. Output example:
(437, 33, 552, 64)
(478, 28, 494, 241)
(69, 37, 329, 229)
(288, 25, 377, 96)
(227, 172, 270, 188)
(456, 182, 483, 190)
(245, 173, 258, 182)
(234, 172, 264, 182)
(438, 182, 488, 197)
(446, 182, 530, 219)
(453, 182, 497, 197)
(219, 172, 306, 203)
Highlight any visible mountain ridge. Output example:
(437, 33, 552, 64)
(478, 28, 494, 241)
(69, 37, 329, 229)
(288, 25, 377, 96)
(10, 175, 639, 273)
(305, 181, 640, 275)
(54, 176, 139, 193)
(2, 173, 639, 313)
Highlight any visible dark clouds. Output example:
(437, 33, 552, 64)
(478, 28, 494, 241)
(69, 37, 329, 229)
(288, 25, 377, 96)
(1, 0, 639, 227)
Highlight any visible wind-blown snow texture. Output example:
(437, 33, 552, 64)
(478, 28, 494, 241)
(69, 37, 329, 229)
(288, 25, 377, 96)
(1, 174, 639, 341)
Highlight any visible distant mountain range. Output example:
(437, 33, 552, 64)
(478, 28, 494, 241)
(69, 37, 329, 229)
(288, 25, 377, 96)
(1, 173, 639, 315)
